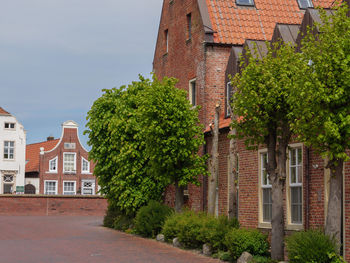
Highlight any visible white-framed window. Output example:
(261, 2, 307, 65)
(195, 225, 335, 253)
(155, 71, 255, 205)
(4, 141, 15, 159)
(4, 123, 15, 129)
(189, 79, 196, 106)
(63, 181, 76, 195)
(63, 153, 76, 173)
(3, 174, 14, 194)
(44, 180, 57, 195)
(236, 0, 255, 6)
(297, 0, 313, 9)
(289, 147, 303, 224)
(261, 152, 272, 223)
(49, 156, 58, 172)
(82, 180, 95, 195)
(81, 157, 90, 173)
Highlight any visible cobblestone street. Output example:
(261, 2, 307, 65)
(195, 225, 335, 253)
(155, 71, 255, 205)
(0, 216, 221, 263)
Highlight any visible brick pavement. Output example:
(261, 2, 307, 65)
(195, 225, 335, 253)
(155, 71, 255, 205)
(0, 216, 222, 263)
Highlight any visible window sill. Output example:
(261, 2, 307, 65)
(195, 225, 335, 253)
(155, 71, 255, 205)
(258, 222, 271, 229)
(46, 171, 58, 174)
(286, 223, 303, 231)
(64, 172, 76, 175)
(82, 172, 93, 175)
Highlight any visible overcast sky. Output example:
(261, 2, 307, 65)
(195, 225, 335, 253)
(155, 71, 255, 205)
(0, 0, 163, 147)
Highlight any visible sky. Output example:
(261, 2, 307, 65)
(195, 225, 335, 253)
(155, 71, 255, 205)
(0, 0, 163, 148)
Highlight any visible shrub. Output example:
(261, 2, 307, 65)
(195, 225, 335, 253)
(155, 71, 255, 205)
(286, 230, 344, 263)
(162, 210, 239, 251)
(113, 214, 134, 231)
(224, 228, 269, 260)
(103, 204, 123, 228)
(133, 200, 173, 238)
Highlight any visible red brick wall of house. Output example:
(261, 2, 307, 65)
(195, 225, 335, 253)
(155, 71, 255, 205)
(0, 195, 107, 216)
(39, 127, 97, 195)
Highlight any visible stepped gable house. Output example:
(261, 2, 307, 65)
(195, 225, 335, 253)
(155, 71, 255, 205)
(153, 0, 350, 260)
(25, 120, 97, 195)
(0, 107, 26, 194)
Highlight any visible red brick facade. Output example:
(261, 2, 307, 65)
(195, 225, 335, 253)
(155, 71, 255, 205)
(38, 121, 97, 195)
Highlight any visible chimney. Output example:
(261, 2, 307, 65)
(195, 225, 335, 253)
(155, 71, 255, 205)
(47, 136, 54, 141)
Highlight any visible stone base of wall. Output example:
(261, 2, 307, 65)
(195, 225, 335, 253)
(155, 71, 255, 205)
(0, 195, 108, 216)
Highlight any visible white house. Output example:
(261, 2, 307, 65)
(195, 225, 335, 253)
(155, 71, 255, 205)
(0, 107, 26, 194)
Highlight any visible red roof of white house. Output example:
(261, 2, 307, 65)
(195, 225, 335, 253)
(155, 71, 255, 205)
(26, 139, 59, 173)
(0, 107, 11, 115)
(205, 0, 334, 44)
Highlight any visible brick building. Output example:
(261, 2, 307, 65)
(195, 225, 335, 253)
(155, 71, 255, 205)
(153, 0, 350, 261)
(25, 120, 98, 195)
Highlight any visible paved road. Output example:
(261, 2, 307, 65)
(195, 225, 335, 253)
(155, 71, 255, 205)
(0, 216, 221, 263)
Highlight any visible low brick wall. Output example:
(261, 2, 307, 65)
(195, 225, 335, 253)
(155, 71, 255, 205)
(0, 195, 108, 216)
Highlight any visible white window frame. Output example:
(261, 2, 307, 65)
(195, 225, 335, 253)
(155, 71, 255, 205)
(49, 156, 58, 173)
(288, 146, 303, 227)
(81, 180, 95, 195)
(4, 141, 15, 160)
(189, 78, 197, 106)
(297, 0, 313, 9)
(63, 152, 76, 173)
(63, 181, 76, 195)
(4, 122, 15, 130)
(258, 150, 272, 228)
(81, 157, 90, 174)
(44, 180, 58, 195)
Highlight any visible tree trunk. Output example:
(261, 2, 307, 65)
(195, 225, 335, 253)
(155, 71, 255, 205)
(174, 180, 184, 213)
(208, 104, 220, 215)
(228, 126, 238, 219)
(325, 159, 344, 249)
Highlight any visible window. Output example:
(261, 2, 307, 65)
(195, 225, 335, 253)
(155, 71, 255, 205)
(4, 123, 15, 129)
(44, 181, 57, 195)
(165, 29, 169, 53)
(289, 148, 303, 224)
(187, 13, 192, 40)
(3, 174, 14, 194)
(82, 157, 90, 173)
(82, 180, 95, 195)
(261, 152, 272, 222)
(236, 0, 255, 6)
(226, 82, 233, 116)
(297, 0, 313, 9)
(49, 157, 58, 172)
(4, 141, 14, 159)
(64, 143, 76, 149)
(63, 153, 76, 173)
(189, 79, 196, 106)
(63, 181, 76, 195)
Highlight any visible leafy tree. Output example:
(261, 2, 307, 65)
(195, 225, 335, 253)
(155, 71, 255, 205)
(138, 76, 207, 212)
(85, 77, 167, 214)
(291, 3, 350, 246)
(85, 75, 206, 214)
(231, 41, 307, 260)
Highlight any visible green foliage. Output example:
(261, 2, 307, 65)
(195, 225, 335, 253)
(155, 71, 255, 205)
(286, 230, 344, 263)
(85, 75, 206, 214)
(290, 3, 350, 163)
(103, 204, 123, 228)
(113, 214, 134, 231)
(251, 255, 275, 263)
(103, 204, 135, 231)
(162, 210, 239, 251)
(224, 228, 269, 260)
(231, 40, 307, 149)
(212, 251, 233, 262)
(133, 200, 173, 238)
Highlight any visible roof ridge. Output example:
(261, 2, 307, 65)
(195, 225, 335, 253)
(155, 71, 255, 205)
(27, 139, 60, 146)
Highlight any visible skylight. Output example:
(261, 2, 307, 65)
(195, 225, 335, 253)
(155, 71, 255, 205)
(297, 0, 313, 9)
(236, 0, 255, 6)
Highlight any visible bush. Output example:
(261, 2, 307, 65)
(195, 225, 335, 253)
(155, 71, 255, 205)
(133, 200, 173, 238)
(286, 230, 344, 263)
(103, 204, 135, 231)
(162, 210, 239, 251)
(103, 204, 123, 228)
(113, 214, 134, 231)
(224, 228, 269, 260)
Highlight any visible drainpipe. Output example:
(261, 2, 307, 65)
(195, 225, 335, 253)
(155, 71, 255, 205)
(305, 146, 310, 230)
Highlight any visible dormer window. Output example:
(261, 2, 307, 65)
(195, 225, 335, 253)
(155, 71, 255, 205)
(236, 0, 254, 6)
(297, 0, 313, 9)
(49, 157, 58, 172)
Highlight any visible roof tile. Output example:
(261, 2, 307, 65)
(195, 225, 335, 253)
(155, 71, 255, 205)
(26, 139, 59, 173)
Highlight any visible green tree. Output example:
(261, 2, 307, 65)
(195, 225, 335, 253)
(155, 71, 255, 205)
(291, 3, 350, 247)
(85, 77, 167, 214)
(85, 75, 206, 214)
(231, 41, 307, 260)
(138, 76, 207, 212)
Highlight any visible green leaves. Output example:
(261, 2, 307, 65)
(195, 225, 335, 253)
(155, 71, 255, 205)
(85, 75, 206, 214)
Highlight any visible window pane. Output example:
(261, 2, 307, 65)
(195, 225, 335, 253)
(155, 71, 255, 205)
(291, 186, 302, 223)
(263, 188, 272, 222)
(298, 0, 313, 8)
(297, 148, 302, 164)
(290, 167, 296, 184)
(291, 149, 296, 166)
(237, 0, 254, 5)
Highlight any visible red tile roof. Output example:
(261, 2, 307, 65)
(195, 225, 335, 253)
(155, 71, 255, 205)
(0, 107, 10, 115)
(205, 112, 232, 133)
(26, 139, 59, 173)
(205, 0, 334, 44)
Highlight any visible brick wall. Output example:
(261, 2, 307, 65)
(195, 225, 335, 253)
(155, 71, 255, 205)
(0, 195, 107, 216)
